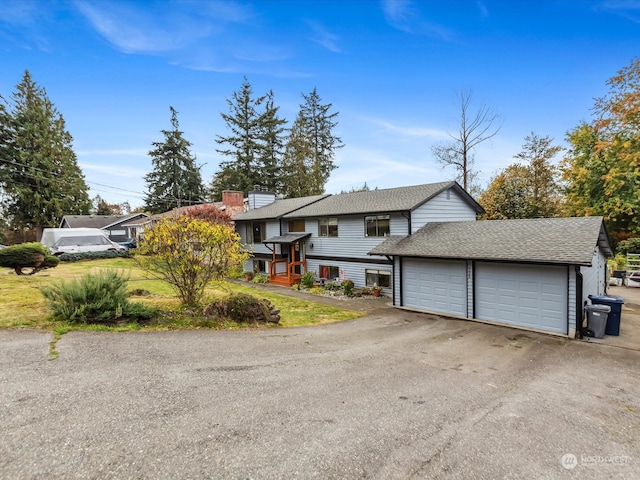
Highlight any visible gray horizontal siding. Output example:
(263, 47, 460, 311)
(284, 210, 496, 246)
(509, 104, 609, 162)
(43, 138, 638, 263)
(411, 188, 478, 232)
(306, 258, 393, 291)
(306, 214, 408, 260)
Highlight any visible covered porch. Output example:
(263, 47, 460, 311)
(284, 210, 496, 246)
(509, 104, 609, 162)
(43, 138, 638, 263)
(263, 233, 311, 287)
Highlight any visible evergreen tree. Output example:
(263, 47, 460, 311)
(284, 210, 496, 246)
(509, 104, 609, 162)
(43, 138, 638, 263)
(257, 90, 287, 194)
(282, 113, 316, 197)
(92, 195, 122, 215)
(0, 71, 90, 238)
(144, 107, 205, 214)
(211, 77, 265, 199)
(282, 88, 343, 197)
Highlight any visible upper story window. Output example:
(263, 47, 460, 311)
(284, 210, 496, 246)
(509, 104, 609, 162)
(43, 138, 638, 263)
(246, 222, 266, 243)
(365, 215, 390, 237)
(288, 219, 305, 233)
(318, 217, 338, 237)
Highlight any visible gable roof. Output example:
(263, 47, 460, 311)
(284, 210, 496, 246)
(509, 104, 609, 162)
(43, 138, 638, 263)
(282, 181, 483, 218)
(60, 213, 147, 230)
(232, 195, 329, 221)
(369, 217, 612, 266)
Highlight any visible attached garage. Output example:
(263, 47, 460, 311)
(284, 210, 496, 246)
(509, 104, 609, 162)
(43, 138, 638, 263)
(370, 217, 612, 338)
(475, 262, 567, 335)
(403, 259, 467, 317)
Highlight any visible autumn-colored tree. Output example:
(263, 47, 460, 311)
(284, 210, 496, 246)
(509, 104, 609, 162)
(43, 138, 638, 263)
(562, 58, 640, 242)
(137, 217, 249, 307)
(479, 133, 563, 219)
(479, 164, 532, 219)
(183, 204, 233, 226)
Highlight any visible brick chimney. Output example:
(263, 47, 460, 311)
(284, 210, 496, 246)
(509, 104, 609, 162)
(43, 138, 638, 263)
(221, 190, 244, 208)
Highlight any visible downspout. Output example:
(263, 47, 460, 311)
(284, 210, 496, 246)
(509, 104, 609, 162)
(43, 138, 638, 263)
(575, 265, 584, 339)
(401, 212, 412, 235)
(386, 255, 395, 306)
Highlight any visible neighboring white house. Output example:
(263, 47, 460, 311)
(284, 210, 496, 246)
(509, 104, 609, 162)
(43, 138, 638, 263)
(369, 216, 612, 338)
(60, 213, 148, 243)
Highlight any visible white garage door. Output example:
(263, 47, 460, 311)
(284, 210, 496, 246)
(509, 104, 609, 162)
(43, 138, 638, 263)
(403, 259, 467, 317)
(475, 263, 567, 334)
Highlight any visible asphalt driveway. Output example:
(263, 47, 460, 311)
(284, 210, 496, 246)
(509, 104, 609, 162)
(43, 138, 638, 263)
(1, 305, 639, 479)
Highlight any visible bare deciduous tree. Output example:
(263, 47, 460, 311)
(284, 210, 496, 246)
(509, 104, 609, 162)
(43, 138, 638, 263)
(432, 89, 501, 191)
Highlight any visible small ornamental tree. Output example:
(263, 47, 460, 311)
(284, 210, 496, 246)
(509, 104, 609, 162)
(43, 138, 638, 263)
(0, 242, 59, 275)
(137, 216, 249, 307)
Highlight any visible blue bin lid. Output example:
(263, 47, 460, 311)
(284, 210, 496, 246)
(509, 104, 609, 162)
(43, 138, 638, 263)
(588, 295, 625, 304)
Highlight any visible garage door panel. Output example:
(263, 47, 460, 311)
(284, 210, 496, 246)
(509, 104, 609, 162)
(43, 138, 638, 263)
(476, 263, 567, 334)
(403, 259, 467, 317)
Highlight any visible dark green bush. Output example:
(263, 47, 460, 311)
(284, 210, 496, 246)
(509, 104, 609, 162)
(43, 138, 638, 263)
(617, 237, 640, 256)
(342, 279, 355, 296)
(40, 270, 157, 324)
(300, 271, 315, 289)
(58, 250, 131, 262)
(0, 242, 59, 275)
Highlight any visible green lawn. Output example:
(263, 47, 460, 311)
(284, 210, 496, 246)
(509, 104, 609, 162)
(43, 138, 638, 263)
(0, 257, 364, 330)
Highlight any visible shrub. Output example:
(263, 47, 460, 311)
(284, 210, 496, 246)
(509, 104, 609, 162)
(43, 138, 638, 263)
(0, 242, 59, 275)
(58, 250, 131, 262)
(251, 273, 269, 284)
(324, 281, 341, 291)
(617, 237, 640, 256)
(300, 271, 316, 289)
(40, 270, 157, 324)
(342, 279, 355, 296)
(202, 293, 280, 324)
(308, 287, 325, 295)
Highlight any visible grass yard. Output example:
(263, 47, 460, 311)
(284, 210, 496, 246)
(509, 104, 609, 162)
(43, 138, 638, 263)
(0, 257, 364, 331)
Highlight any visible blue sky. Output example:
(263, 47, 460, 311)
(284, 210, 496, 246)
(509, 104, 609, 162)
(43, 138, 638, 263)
(1, 0, 639, 208)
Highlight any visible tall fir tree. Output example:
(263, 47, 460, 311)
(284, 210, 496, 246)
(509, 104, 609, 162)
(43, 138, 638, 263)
(0, 70, 90, 238)
(282, 88, 343, 197)
(211, 77, 265, 199)
(257, 90, 287, 194)
(144, 107, 205, 214)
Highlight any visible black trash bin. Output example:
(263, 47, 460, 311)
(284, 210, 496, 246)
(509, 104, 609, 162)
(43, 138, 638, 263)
(588, 295, 624, 336)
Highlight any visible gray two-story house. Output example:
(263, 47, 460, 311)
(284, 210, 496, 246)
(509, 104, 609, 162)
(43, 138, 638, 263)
(232, 182, 483, 290)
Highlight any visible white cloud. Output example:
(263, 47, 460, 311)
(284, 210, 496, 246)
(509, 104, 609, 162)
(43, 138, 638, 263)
(73, 0, 227, 54)
(76, 148, 148, 157)
(365, 116, 450, 140)
(380, 0, 453, 40)
(597, 0, 640, 22)
(306, 21, 341, 53)
(80, 162, 148, 178)
(476, 1, 489, 18)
